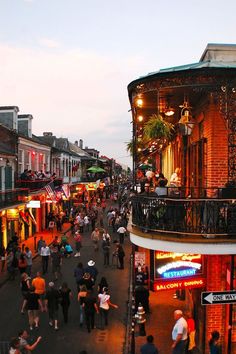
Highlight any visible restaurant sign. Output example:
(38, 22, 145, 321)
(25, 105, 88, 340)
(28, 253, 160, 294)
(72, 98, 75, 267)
(154, 277, 205, 292)
(155, 251, 203, 280)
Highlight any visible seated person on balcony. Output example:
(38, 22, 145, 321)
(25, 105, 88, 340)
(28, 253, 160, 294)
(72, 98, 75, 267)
(170, 167, 181, 187)
(140, 183, 157, 197)
(50, 172, 57, 180)
(155, 178, 168, 197)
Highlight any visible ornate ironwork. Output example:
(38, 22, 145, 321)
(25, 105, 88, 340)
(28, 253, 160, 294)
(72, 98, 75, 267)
(131, 195, 236, 238)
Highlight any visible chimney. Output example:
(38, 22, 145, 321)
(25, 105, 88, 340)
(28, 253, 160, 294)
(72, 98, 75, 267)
(75, 140, 78, 146)
(43, 132, 53, 136)
(0, 106, 19, 131)
(79, 139, 83, 149)
(18, 114, 33, 138)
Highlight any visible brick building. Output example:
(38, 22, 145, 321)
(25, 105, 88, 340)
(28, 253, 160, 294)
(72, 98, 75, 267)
(127, 44, 236, 353)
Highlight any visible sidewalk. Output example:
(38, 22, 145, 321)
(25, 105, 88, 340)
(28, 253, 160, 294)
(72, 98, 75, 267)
(0, 223, 71, 288)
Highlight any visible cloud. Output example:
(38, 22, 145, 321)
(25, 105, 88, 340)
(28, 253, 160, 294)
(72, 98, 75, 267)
(38, 38, 61, 48)
(0, 43, 145, 167)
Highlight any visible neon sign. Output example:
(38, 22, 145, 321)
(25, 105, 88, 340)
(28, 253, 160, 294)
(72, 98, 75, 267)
(155, 277, 205, 291)
(155, 251, 201, 262)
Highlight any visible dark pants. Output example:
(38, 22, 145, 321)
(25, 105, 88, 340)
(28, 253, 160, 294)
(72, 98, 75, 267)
(84, 310, 95, 332)
(118, 256, 124, 269)
(100, 308, 109, 328)
(42, 256, 49, 274)
(172, 340, 188, 354)
(61, 304, 69, 323)
(119, 233, 124, 244)
(103, 252, 110, 266)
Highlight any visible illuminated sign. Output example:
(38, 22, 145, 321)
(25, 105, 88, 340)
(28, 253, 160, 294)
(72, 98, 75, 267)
(26, 200, 41, 208)
(86, 183, 97, 191)
(7, 209, 19, 220)
(155, 251, 203, 280)
(155, 277, 205, 291)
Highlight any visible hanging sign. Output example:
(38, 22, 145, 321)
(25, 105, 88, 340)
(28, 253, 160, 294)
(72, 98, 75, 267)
(155, 277, 205, 292)
(26, 200, 41, 208)
(135, 252, 146, 267)
(7, 209, 19, 220)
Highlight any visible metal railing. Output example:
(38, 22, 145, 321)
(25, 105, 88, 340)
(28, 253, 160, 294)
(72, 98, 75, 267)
(16, 178, 63, 191)
(0, 341, 9, 354)
(131, 195, 236, 238)
(0, 189, 29, 209)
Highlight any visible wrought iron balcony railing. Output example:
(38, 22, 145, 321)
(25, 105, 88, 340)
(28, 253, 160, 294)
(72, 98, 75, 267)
(0, 189, 29, 209)
(16, 178, 63, 191)
(131, 195, 236, 238)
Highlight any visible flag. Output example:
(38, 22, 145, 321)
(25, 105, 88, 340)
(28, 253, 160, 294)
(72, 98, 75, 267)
(62, 184, 70, 198)
(27, 209, 37, 225)
(45, 181, 57, 202)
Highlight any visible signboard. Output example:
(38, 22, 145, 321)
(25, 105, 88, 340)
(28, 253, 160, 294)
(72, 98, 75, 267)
(48, 221, 55, 229)
(86, 183, 97, 191)
(155, 277, 205, 292)
(7, 209, 19, 220)
(201, 290, 236, 305)
(135, 252, 146, 267)
(26, 200, 41, 208)
(155, 251, 203, 280)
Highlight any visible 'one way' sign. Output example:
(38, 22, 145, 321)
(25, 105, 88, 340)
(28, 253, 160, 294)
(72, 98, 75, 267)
(201, 290, 236, 305)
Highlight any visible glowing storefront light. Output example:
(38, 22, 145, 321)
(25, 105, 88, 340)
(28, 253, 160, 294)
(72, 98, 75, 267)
(163, 268, 197, 278)
(157, 261, 202, 275)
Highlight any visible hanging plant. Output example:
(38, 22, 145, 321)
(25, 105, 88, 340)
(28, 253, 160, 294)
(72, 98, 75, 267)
(143, 114, 174, 140)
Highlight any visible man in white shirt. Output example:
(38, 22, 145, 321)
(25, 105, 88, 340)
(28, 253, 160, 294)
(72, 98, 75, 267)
(171, 309, 188, 354)
(117, 226, 126, 244)
(40, 242, 50, 274)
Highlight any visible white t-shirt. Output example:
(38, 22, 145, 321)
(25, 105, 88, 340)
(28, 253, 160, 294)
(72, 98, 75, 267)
(117, 226, 126, 234)
(40, 246, 50, 256)
(98, 293, 110, 310)
(172, 317, 188, 340)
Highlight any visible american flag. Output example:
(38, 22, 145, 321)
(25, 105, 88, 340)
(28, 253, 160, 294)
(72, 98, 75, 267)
(45, 181, 57, 202)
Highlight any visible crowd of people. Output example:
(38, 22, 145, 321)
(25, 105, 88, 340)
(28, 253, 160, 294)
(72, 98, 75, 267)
(20, 169, 57, 181)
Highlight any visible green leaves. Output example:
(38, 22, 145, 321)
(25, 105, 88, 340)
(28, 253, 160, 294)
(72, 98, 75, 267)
(143, 114, 174, 140)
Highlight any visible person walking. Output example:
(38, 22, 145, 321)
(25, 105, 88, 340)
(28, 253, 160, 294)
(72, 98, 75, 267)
(74, 262, 84, 291)
(59, 282, 72, 324)
(21, 285, 44, 330)
(140, 335, 159, 354)
(40, 242, 50, 274)
(209, 330, 222, 354)
(20, 272, 31, 314)
(97, 277, 108, 294)
(117, 244, 125, 269)
(9, 337, 21, 354)
(45, 282, 60, 330)
(25, 247, 33, 276)
(74, 231, 82, 257)
(91, 228, 100, 251)
(51, 246, 62, 281)
(83, 289, 99, 333)
(78, 284, 87, 327)
(98, 287, 118, 329)
(0, 244, 6, 272)
(18, 254, 27, 274)
(117, 225, 126, 244)
(171, 309, 188, 354)
(85, 260, 98, 283)
(32, 272, 46, 300)
(102, 234, 110, 267)
(7, 251, 17, 280)
(36, 236, 44, 254)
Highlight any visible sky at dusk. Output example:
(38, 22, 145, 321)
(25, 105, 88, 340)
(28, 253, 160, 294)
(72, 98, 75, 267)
(0, 0, 236, 167)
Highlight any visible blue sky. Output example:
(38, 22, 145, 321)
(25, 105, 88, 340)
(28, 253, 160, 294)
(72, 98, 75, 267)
(0, 0, 236, 167)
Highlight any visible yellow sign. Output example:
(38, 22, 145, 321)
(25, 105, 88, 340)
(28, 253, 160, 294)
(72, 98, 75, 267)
(7, 209, 19, 220)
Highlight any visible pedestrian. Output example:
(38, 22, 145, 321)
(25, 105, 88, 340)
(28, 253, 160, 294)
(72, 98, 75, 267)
(25, 247, 33, 276)
(18, 329, 42, 352)
(59, 282, 72, 323)
(140, 335, 159, 354)
(117, 225, 126, 244)
(209, 330, 222, 354)
(97, 277, 108, 294)
(45, 282, 60, 330)
(171, 309, 188, 354)
(102, 229, 111, 242)
(7, 251, 17, 280)
(21, 286, 43, 330)
(32, 271, 46, 307)
(18, 254, 27, 274)
(64, 242, 73, 257)
(78, 284, 87, 327)
(117, 244, 125, 269)
(51, 246, 62, 281)
(40, 242, 50, 274)
(102, 234, 110, 267)
(0, 244, 6, 272)
(36, 236, 44, 254)
(20, 272, 31, 314)
(9, 337, 21, 354)
(185, 311, 196, 353)
(85, 260, 98, 283)
(135, 285, 150, 313)
(84, 214, 90, 232)
(74, 231, 82, 257)
(78, 272, 95, 291)
(91, 228, 100, 251)
(74, 262, 85, 291)
(98, 287, 118, 329)
(83, 289, 99, 333)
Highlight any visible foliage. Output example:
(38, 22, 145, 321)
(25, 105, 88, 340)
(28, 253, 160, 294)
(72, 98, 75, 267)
(143, 114, 174, 140)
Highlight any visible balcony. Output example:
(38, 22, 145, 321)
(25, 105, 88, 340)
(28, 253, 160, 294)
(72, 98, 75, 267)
(0, 189, 29, 209)
(16, 178, 63, 192)
(129, 188, 236, 254)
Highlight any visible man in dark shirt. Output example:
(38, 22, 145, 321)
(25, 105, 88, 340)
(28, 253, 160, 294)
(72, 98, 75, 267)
(51, 247, 62, 280)
(140, 335, 159, 354)
(83, 289, 99, 333)
(45, 282, 60, 330)
(22, 286, 43, 330)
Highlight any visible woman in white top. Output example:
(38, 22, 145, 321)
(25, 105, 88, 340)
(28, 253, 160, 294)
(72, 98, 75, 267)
(98, 287, 118, 329)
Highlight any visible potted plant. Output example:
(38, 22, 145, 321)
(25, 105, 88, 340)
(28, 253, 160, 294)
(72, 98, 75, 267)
(143, 114, 174, 140)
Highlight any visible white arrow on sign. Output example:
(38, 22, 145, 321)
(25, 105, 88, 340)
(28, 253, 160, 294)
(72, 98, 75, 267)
(204, 293, 213, 304)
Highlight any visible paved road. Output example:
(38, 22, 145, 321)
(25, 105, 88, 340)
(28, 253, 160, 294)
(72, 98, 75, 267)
(0, 212, 132, 354)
